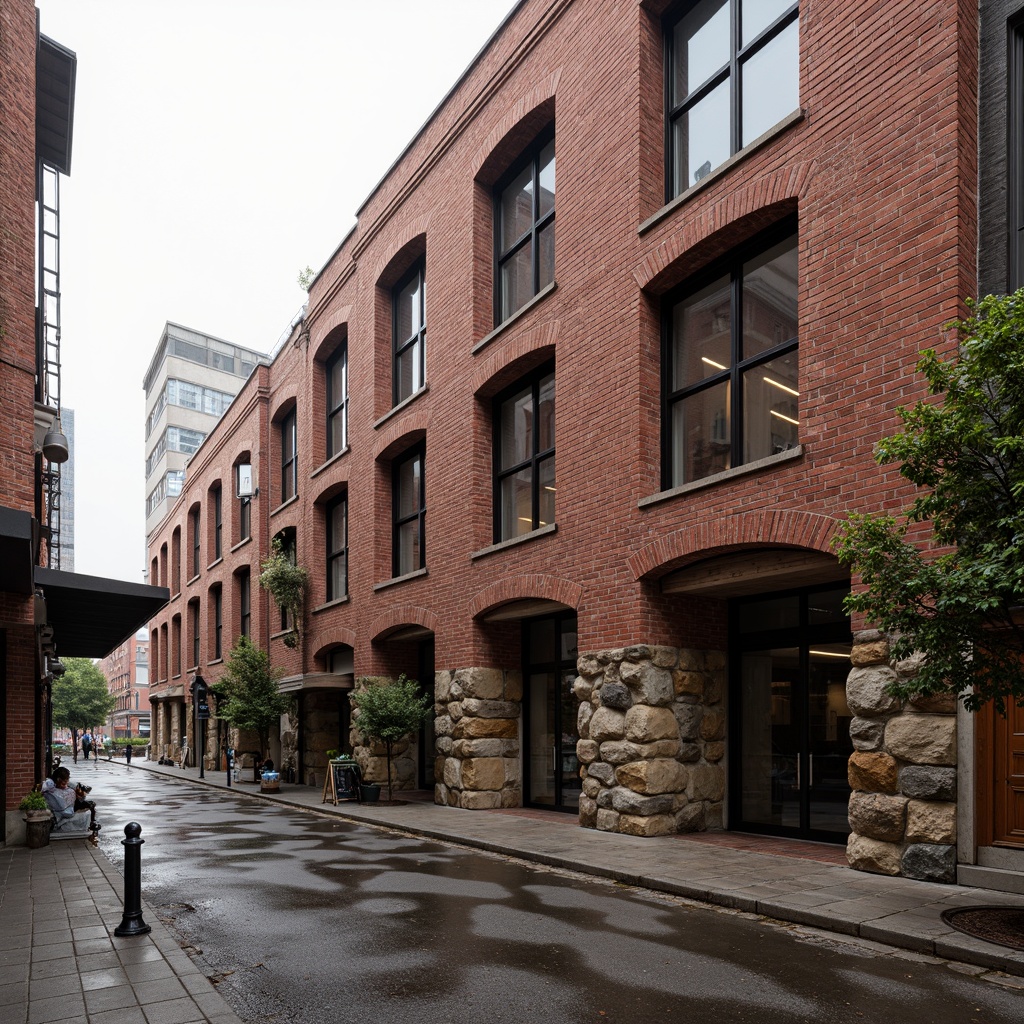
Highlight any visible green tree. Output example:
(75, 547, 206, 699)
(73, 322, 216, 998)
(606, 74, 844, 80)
(51, 658, 115, 761)
(214, 636, 292, 762)
(833, 291, 1024, 712)
(350, 675, 431, 802)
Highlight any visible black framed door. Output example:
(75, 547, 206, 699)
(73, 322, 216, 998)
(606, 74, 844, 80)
(523, 612, 579, 812)
(730, 584, 853, 841)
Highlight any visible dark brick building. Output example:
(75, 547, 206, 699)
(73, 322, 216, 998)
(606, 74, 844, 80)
(145, 0, 1017, 885)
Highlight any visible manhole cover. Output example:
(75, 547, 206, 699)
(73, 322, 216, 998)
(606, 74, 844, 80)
(941, 906, 1024, 951)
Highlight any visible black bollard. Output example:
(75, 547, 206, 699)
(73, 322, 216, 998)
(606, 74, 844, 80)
(114, 822, 152, 936)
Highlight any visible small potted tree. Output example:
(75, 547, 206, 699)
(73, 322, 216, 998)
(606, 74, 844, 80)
(349, 675, 431, 803)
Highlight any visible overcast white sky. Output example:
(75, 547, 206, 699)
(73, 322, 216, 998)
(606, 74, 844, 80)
(35, 0, 518, 584)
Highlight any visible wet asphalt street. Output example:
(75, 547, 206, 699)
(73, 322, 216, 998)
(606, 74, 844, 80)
(79, 761, 1020, 1024)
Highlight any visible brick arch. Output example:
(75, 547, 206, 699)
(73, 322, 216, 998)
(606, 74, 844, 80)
(373, 412, 429, 462)
(632, 161, 814, 294)
(473, 72, 561, 182)
(469, 574, 583, 620)
(369, 218, 432, 286)
(310, 305, 351, 355)
(472, 322, 560, 397)
(369, 606, 439, 643)
(313, 633, 356, 659)
(627, 509, 841, 581)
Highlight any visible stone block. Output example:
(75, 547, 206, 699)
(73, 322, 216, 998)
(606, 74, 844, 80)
(577, 655, 602, 679)
(611, 789, 678, 815)
(676, 802, 705, 833)
(462, 698, 519, 719)
(884, 714, 956, 766)
(459, 790, 502, 810)
(453, 717, 519, 740)
(582, 777, 602, 799)
(449, 701, 464, 722)
(461, 758, 505, 791)
(688, 764, 725, 802)
(576, 739, 600, 764)
(677, 649, 705, 672)
(596, 788, 614, 808)
(673, 703, 704, 741)
(618, 813, 676, 837)
(615, 758, 688, 795)
(848, 791, 907, 843)
(848, 751, 898, 793)
(674, 670, 704, 698)
(601, 682, 632, 710)
(901, 843, 956, 883)
(452, 738, 504, 758)
(899, 766, 956, 801)
(578, 701, 593, 737)
(907, 692, 957, 715)
(455, 667, 505, 700)
(435, 670, 453, 702)
(846, 665, 900, 717)
(572, 675, 592, 702)
(443, 757, 461, 789)
(625, 705, 679, 743)
(846, 833, 901, 876)
(500, 786, 521, 808)
(434, 714, 454, 739)
(703, 741, 725, 762)
(699, 710, 726, 741)
(505, 669, 523, 702)
(586, 761, 615, 785)
(579, 795, 598, 828)
(849, 716, 885, 752)
(589, 706, 627, 742)
(678, 743, 702, 763)
(595, 808, 620, 832)
(599, 739, 680, 764)
(619, 660, 675, 706)
(905, 800, 956, 844)
(850, 639, 889, 666)
(651, 646, 680, 668)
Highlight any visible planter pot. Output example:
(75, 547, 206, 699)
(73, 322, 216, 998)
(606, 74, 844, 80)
(23, 813, 51, 849)
(360, 784, 381, 803)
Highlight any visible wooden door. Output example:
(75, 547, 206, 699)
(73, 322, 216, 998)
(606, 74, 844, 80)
(994, 698, 1024, 846)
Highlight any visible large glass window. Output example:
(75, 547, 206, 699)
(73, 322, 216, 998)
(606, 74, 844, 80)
(667, 1, 799, 198)
(280, 408, 297, 503)
(212, 588, 222, 660)
(326, 344, 348, 458)
(494, 364, 555, 541)
(393, 262, 426, 405)
(238, 568, 251, 639)
(212, 487, 222, 561)
(326, 494, 348, 601)
(190, 601, 200, 668)
(664, 225, 798, 487)
(190, 508, 201, 578)
(496, 130, 555, 324)
(392, 445, 425, 577)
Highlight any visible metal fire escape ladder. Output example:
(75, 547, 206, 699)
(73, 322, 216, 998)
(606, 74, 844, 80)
(39, 161, 63, 570)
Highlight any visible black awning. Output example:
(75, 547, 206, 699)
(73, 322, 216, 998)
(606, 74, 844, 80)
(0, 506, 35, 595)
(37, 33, 76, 174)
(34, 566, 169, 658)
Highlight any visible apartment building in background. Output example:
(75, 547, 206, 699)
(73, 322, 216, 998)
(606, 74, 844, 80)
(98, 629, 150, 741)
(143, 323, 267, 538)
(143, 0, 1024, 892)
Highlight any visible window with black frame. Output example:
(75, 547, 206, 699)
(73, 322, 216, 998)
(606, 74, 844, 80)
(212, 587, 222, 660)
(212, 486, 222, 561)
(238, 568, 251, 639)
(393, 263, 425, 405)
(1010, 16, 1024, 290)
(190, 600, 200, 668)
(190, 507, 201, 578)
(495, 128, 555, 324)
(664, 223, 798, 487)
(392, 445, 425, 577)
(326, 343, 348, 457)
(666, 1, 798, 198)
(236, 463, 251, 542)
(326, 493, 348, 601)
(280, 407, 297, 503)
(494, 364, 555, 541)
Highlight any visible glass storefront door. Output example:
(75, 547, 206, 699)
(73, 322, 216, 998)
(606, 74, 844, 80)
(732, 585, 852, 841)
(524, 613, 580, 811)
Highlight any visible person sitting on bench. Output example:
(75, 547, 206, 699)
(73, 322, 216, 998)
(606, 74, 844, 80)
(42, 767, 100, 833)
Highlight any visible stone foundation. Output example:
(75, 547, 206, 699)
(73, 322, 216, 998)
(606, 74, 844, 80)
(434, 667, 522, 809)
(575, 645, 726, 837)
(845, 631, 957, 882)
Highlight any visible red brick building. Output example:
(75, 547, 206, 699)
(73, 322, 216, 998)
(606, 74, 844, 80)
(0, 2, 167, 845)
(98, 631, 150, 742)
(145, 0, 994, 883)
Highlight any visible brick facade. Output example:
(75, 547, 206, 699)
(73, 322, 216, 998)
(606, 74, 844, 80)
(145, 0, 981, 875)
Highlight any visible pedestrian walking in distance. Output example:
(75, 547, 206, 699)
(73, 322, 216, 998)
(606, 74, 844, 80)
(125, 743, 132, 767)
(81, 731, 93, 762)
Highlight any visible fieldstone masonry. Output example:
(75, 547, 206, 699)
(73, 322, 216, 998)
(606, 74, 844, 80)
(575, 645, 726, 837)
(434, 667, 523, 809)
(845, 630, 958, 882)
